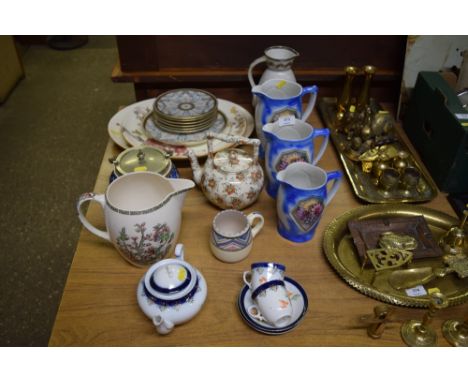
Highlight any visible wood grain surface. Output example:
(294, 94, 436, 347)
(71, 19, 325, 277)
(49, 108, 466, 346)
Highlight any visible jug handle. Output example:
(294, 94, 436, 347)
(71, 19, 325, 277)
(311, 128, 330, 166)
(248, 56, 267, 88)
(300, 85, 319, 122)
(207, 132, 261, 164)
(324, 171, 343, 206)
(77, 192, 111, 242)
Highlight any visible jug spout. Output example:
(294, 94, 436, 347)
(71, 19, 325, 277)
(186, 149, 203, 185)
(251, 85, 267, 102)
(167, 178, 195, 210)
(262, 123, 275, 142)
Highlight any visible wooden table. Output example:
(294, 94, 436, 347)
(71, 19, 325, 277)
(49, 108, 466, 346)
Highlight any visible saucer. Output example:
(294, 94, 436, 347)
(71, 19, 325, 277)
(237, 276, 308, 335)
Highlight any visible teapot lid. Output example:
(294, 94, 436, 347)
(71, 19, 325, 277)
(150, 263, 192, 294)
(114, 146, 171, 176)
(214, 148, 252, 173)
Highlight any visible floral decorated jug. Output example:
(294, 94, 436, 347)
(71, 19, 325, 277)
(276, 162, 342, 243)
(252, 79, 319, 149)
(263, 119, 330, 198)
(187, 132, 264, 210)
(248, 45, 299, 106)
(77, 172, 195, 267)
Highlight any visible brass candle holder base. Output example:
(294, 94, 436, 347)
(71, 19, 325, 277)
(401, 320, 438, 347)
(400, 292, 448, 347)
(442, 319, 468, 347)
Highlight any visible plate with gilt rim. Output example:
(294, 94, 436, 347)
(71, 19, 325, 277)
(108, 98, 254, 160)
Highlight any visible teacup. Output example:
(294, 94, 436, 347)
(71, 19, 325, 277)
(243, 262, 286, 291)
(210, 210, 264, 263)
(246, 280, 293, 327)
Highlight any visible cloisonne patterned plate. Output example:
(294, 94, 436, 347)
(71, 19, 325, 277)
(108, 98, 254, 160)
(323, 204, 468, 308)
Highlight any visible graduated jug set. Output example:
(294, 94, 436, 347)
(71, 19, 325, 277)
(77, 45, 343, 335)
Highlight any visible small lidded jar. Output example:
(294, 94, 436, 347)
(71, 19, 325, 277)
(110, 146, 178, 182)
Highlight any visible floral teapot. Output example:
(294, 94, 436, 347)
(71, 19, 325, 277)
(187, 133, 264, 210)
(137, 244, 207, 335)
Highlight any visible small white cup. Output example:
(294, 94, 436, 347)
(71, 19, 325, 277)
(247, 280, 293, 327)
(210, 210, 264, 263)
(243, 262, 286, 291)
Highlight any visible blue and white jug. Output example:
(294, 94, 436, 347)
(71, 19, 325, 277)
(276, 162, 342, 243)
(262, 119, 330, 198)
(252, 79, 319, 149)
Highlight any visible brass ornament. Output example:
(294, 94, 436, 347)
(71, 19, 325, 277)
(400, 292, 448, 347)
(360, 305, 395, 339)
(442, 317, 468, 347)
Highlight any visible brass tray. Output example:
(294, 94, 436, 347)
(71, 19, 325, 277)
(318, 97, 438, 204)
(323, 204, 468, 307)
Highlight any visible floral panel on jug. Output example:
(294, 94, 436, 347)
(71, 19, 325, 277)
(116, 222, 175, 266)
(291, 197, 324, 232)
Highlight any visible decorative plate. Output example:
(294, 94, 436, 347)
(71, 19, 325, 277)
(145, 111, 227, 146)
(153, 88, 217, 120)
(237, 276, 308, 335)
(108, 98, 254, 160)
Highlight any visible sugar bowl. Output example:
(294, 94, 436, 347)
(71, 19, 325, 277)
(110, 146, 179, 182)
(136, 244, 207, 334)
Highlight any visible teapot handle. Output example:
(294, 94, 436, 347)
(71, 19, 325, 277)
(207, 132, 261, 163)
(248, 56, 267, 88)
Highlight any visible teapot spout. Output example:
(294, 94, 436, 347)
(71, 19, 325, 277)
(152, 314, 175, 335)
(186, 149, 203, 185)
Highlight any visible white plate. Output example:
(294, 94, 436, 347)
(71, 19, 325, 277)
(108, 98, 254, 160)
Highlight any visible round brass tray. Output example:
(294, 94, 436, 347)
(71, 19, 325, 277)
(323, 204, 468, 308)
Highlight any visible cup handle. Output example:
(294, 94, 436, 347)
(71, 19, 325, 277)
(247, 212, 264, 238)
(246, 304, 266, 322)
(243, 271, 252, 288)
(324, 171, 343, 206)
(248, 56, 267, 88)
(76, 192, 111, 241)
(300, 85, 319, 122)
(310, 128, 330, 165)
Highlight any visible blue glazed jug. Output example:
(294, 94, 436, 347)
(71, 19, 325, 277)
(252, 79, 319, 149)
(276, 162, 342, 243)
(262, 119, 330, 198)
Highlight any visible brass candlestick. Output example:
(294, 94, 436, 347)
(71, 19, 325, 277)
(336, 66, 359, 123)
(360, 305, 395, 339)
(357, 65, 377, 112)
(401, 292, 448, 346)
(442, 316, 468, 347)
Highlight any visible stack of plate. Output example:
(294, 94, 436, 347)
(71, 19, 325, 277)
(152, 88, 218, 134)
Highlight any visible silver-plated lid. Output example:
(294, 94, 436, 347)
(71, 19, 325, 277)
(114, 146, 171, 176)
